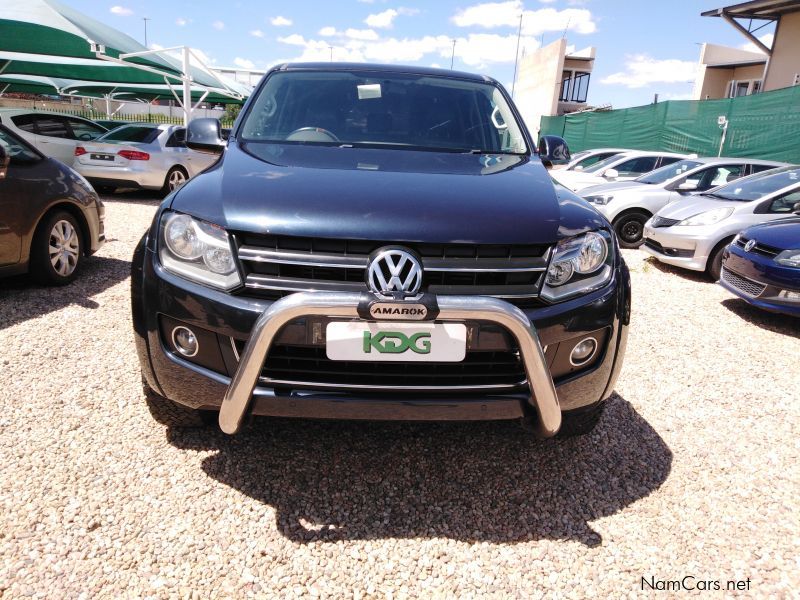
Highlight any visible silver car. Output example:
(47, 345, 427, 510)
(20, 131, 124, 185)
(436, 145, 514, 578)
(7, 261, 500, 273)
(582, 157, 787, 248)
(73, 123, 219, 193)
(551, 150, 691, 192)
(551, 147, 628, 172)
(641, 166, 800, 280)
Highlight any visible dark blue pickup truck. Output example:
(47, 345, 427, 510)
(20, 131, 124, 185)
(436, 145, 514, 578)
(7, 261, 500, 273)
(131, 63, 630, 438)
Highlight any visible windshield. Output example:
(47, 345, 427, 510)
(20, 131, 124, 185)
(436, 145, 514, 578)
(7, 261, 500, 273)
(636, 160, 702, 185)
(707, 166, 800, 201)
(99, 125, 160, 144)
(583, 153, 626, 174)
(240, 70, 528, 154)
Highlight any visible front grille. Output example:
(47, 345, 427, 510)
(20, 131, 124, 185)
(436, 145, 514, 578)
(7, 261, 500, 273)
(643, 238, 694, 258)
(234, 233, 551, 306)
(734, 236, 781, 257)
(650, 215, 680, 228)
(259, 344, 527, 391)
(721, 267, 766, 297)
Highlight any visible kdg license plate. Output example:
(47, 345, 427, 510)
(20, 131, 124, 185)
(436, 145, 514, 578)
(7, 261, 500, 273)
(326, 322, 467, 362)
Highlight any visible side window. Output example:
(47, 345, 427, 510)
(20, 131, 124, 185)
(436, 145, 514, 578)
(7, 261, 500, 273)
(767, 190, 800, 213)
(32, 116, 70, 139)
(10, 114, 37, 133)
(686, 165, 744, 191)
(750, 163, 777, 175)
(657, 156, 682, 168)
(576, 152, 614, 170)
(66, 118, 106, 141)
(615, 156, 658, 176)
(165, 128, 186, 148)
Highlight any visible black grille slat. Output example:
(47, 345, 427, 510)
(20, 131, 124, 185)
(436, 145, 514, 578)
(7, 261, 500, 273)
(257, 345, 527, 389)
(735, 237, 781, 257)
(650, 215, 680, 228)
(721, 267, 766, 297)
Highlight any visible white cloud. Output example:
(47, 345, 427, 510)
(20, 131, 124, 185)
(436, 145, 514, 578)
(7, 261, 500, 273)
(250, 29, 265, 38)
(365, 9, 398, 28)
(110, 6, 133, 16)
(277, 34, 308, 46)
(270, 16, 293, 27)
(739, 32, 773, 54)
(212, 21, 225, 30)
(319, 26, 338, 36)
(345, 28, 379, 41)
(175, 17, 187, 26)
(452, 1, 596, 36)
(234, 57, 256, 69)
(600, 55, 698, 89)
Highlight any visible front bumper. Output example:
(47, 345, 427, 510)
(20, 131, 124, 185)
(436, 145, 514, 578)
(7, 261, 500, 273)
(641, 223, 716, 271)
(720, 246, 800, 316)
(133, 237, 630, 437)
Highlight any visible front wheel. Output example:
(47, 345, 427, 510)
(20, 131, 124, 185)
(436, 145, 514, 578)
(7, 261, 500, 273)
(142, 376, 209, 428)
(557, 402, 606, 438)
(706, 241, 729, 282)
(613, 212, 649, 249)
(30, 211, 83, 285)
(162, 166, 188, 194)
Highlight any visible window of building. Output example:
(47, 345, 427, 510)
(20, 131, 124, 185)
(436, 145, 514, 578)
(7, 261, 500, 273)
(726, 79, 763, 98)
(559, 71, 572, 102)
(571, 72, 590, 103)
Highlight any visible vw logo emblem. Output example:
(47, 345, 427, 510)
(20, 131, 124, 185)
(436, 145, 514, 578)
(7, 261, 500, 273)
(367, 248, 422, 297)
(744, 239, 757, 252)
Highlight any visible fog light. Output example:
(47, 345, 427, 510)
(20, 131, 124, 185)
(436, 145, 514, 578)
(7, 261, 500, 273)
(172, 326, 199, 357)
(569, 337, 597, 366)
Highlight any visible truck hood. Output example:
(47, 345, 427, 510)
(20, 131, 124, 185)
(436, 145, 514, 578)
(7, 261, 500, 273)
(743, 216, 800, 250)
(170, 142, 603, 245)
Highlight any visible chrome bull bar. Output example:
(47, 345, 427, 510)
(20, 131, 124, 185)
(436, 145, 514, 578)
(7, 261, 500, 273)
(219, 292, 562, 437)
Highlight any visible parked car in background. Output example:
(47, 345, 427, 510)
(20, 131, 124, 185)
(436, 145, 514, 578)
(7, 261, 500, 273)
(73, 123, 220, 194)
(92, 119, 133, 130)
(552, 147, 628, 172)
(642, 166, 800, 280)
(582, 157, 786, 248)
(552, 150, 690, 192)
(0, 125, 105, 284)
(719, 215, 800, 317)
(0, 108, 108, 165)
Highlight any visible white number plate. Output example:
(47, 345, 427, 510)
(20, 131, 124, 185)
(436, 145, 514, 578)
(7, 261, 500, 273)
(326, 322, 467, 362)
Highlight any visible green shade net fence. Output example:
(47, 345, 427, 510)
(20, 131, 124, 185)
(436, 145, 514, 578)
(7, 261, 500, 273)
(539, 85, 800, 164)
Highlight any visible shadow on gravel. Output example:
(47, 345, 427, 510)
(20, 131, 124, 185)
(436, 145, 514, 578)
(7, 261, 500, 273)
(167, 394, 672, 547)
(720, 298, 800, 337)
(646, 257, 712, 283)
(0, 256, 131, 331)
(99, 189, 165, 205)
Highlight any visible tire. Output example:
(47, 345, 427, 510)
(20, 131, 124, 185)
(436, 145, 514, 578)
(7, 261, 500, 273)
(162, 166, 189, 194)
(30, 210, 83, 285)
(142, 376, 208, 428)
(613, 212, 650, 249)
(706, 240, 729, 282)
(557, 402, 606, 438)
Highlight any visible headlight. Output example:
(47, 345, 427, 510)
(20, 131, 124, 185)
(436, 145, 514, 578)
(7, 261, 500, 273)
(542, 231, 613, 302)
(776, 249, 800, 268)
(678, 207, 734, 226)
(585, 194, 614, 205)
(159, 212, 241, 290)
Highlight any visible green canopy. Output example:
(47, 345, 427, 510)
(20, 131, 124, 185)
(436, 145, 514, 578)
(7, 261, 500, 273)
(0, 0, 249, 110)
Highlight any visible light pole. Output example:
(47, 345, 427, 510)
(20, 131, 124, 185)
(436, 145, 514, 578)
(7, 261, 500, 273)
(511, 13, 523, 99)
(450, 39, 456, 69)
(143, 17, 151, 47)
(329, 46, 334, 62)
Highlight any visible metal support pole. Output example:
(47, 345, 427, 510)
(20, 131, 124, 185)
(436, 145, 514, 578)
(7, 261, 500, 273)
(182, 46, 192, 126)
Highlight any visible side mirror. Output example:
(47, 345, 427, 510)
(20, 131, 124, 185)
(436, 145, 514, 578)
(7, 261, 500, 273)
(0, 144, 8, 180)
(537, 135, 571, 170)
(677, 181, 698, 192)
(603, 168, 619, 179)
(793, 201, 800, 215)
(573, 165, 584, 171)
(186, 118, 225, 154)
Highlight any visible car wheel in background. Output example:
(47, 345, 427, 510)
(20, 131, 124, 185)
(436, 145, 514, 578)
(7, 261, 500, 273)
(613, 212, 649, 249)
(706, 239, 732, 282)
(162, 166, 188, 194)
(30, 210, 83, 285)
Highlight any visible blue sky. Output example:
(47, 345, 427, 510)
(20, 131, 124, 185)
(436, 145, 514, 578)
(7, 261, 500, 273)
(65, 1, 771, 109)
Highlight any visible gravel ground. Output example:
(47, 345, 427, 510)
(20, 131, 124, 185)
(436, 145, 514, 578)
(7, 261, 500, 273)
(1, 195, 798, 598)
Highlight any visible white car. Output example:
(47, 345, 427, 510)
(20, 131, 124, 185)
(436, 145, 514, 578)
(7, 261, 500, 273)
(551, 147, 628, 172)
(581, 157, 787, 247)
(0, 108, 108, 165)
(641, 166, 800, 280)
(552, 150, 691, 192)
(73, 123, 220, 194)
